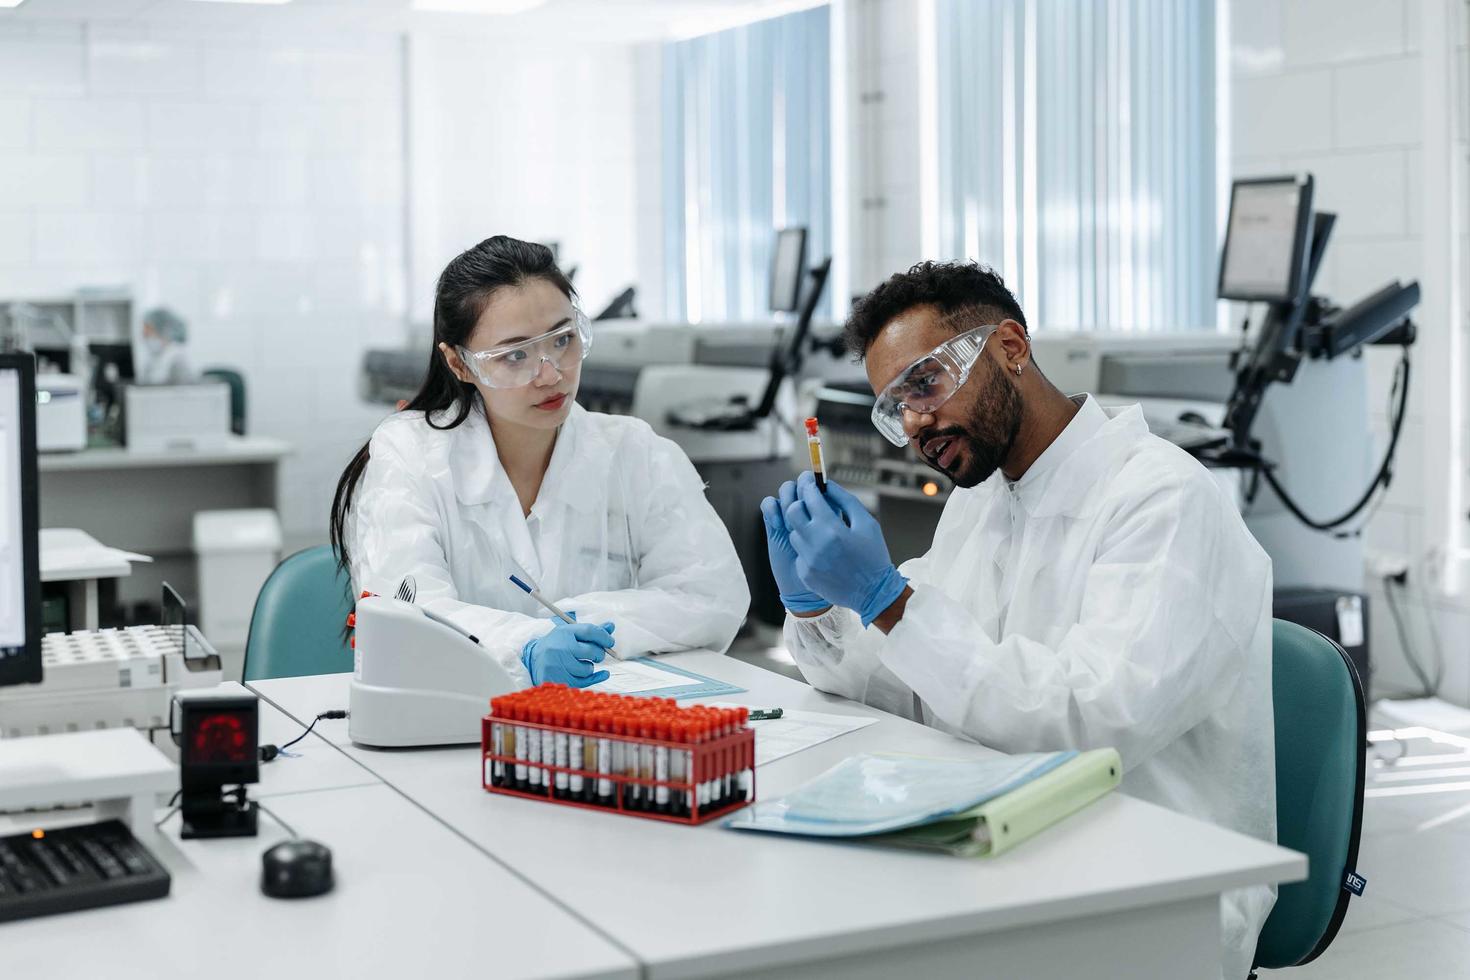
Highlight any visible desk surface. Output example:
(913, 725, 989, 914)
(39, 527, 133, 582)
(5, 785, 637, 980)
(37, 436, 291, 472)
(251, 654, 1305, 978)
(1, 695, 637, 980)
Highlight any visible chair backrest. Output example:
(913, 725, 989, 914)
(243, 545, 355, 681)
(201, 367, 247, 435)
(1253, 619, 1366, 970)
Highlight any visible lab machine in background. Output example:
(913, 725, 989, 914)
(35, 373, 87, 452)
(121, 380, 233, 452)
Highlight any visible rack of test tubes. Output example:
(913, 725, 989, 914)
(482, 686, 755, 824)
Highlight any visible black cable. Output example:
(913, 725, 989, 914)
(1257, 348, 1410, 532)
(1383, 574, 1436, 699)
(1330, 352, 1406, 540)
(1416, 556, 1447, 695)
(272, 710, 349, 755)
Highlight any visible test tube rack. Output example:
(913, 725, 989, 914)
(481, 686, 755, 825)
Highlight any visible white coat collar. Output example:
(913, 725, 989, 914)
(535, 403, 610, 515)
(446, 400, 607, 514)
(1006, 395, 1149, 519)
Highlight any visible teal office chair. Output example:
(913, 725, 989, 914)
(201, 367, 247, 435)
(1250, 619, 1367, 976)
(242, 546, 355, 681)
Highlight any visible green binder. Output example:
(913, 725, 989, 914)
(866, 748, 1122, 857)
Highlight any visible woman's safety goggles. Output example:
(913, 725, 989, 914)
(870, 324, 996, 446)
(459, 309, 593, 389)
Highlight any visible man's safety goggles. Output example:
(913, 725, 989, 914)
(459, 309, 592, 389)
(870, 325, 996, 447)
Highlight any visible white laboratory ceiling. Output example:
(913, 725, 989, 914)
(0, 0, 826, 42)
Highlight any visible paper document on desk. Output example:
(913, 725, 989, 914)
(711, 704, 877, 767)
(594, 658, 746, 700)
(598, 659, 692, 694)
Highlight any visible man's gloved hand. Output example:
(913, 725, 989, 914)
(520, 613, 615, 687)
(784, 472, 907, 627)
(760, 484, 832, 614)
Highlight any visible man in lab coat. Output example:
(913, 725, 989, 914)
(762, 261, 1275, 980)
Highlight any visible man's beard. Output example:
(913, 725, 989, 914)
(923, 359, 1023, 489)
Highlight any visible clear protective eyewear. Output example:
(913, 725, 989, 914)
(870, 324, 996, 447)
(458, 308, 593, 389)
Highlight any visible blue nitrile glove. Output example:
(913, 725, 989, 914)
(760, 484, 832, 613)
(520, 612, 615, 687)
(784, 472, 907, 628)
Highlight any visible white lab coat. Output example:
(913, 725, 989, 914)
(137, 342, 195, 385)
(785, 396, 1276, 980)
(350, 401, 750, 685)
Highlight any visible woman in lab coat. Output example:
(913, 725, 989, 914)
(329, 235, 749, 688)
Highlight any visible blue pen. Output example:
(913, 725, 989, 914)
(509, 574, 576, 626)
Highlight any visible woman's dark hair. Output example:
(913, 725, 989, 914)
(329, 235, 575, 573)
(842, 260, 1027, 359)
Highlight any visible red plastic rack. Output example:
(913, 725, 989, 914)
(481, 686, 755, 825)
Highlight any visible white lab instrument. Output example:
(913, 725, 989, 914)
(35, 373, 86, 452)
(783, 395, 1277, 980)
(0, 728, 176, 843)
(0, 625, 222, 740)
(122, 381, 231, 452)
(348, 594, 519, 748)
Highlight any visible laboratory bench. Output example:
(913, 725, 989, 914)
(38, 436, 290, 613)
(0, 689, 638, 980)
(248, 652, 1305, 980)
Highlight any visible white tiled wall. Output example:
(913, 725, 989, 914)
(407, 35, 640, 329)
(1231, 0, 1470, 706)
(0, 22, 406, 544)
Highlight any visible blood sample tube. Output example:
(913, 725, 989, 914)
(597, 710, 614, 806)
(654, 719, 670, 815)
(489, 697, 504, 787)
(539, 705, 556, 798)
(553, 708, 570, 801)
(524, 703, 541, 793)
(638, 717, 655, 813)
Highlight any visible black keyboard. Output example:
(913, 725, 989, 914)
(0, 819, 171, 923)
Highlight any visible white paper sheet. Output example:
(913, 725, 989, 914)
(713, 704, 879, 767)
(596, 658, 691, 695)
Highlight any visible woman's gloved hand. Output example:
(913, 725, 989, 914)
(784, 472, 907, 627)
(520, 613, 615, 687)
(760, 484, 832, 614)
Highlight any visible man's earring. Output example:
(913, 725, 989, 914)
(1015, 364, 1023, 376)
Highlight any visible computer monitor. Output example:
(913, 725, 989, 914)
(769, 227, 808, 313)
(0, 353, 41, 687)
(1218, 175, 1315, 304)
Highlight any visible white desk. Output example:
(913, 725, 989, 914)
(38, 436, 290, 610)
(40, 527, 134, 631)
(4, 785, 637, 980)
(1, 695, 637, 980)
(251, 654, 1306, 980)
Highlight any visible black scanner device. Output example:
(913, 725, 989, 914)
(261, 839, 334, 899)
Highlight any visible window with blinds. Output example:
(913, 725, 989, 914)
(935, 0, 1219, 332)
